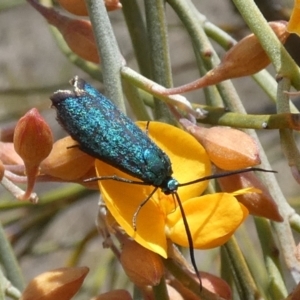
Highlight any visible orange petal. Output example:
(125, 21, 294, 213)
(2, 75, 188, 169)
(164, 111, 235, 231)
(167, 192, 249, 249)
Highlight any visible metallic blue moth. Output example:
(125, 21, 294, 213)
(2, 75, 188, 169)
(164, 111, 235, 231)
(50, 76, 178, 193)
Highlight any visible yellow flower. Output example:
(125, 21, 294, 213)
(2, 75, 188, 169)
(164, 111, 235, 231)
(287, 0, 300, 34)
(95, 122, 249, 258)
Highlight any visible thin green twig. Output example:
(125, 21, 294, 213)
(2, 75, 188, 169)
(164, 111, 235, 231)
(223, 237, 261, 300)
(85, 0, 125, 112)
(152, 277, 169, 300)
(194, 105, 300, 130)
(254, 217, 287, 299)
(144, 0, 175, 123)
(0, 222, 24, 291)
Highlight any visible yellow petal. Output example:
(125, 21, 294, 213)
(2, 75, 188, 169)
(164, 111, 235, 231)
(96, 122, 211, 257)
(98, 162, 168, 257)
(167, 193, 249, 249)
(287, 0, 300, 34)
(136, 121, 211, 200)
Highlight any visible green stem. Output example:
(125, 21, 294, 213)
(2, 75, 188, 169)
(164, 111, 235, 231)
(235, 225, 270, 299)
(122, 80, 151, 121)
(121, 66, 196, 116)
(0, 268, 5, 300)
(254, 217, 287, 299)
(192, 41, 223, 107)
(0, 0, 24, 10)
(167, 0, 216, 68)
(253, 69, 297, 112)
(277, 77, 300, 182)
(152, 276, 169, 300)
(223, 237, 261, 300)
(220, 246, 233, 291)
(256, 164, 300, 283)
(195, 105, 300, 130)
(144, 0, 174, 122)
(203, 19, 236, 50)
(85, 0, 125, 112)
(0, 222, 24, 291)
(121, 0, 151, 78)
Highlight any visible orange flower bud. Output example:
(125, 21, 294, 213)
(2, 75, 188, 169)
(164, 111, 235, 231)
(91, 289, 132, 300)
(0, 142, 23, 165)
(57, 0, 122, 16)
(40, 136, 95, 181)
(14, 108, 53, 167)
(217, 171, 283, 222)
(161, 21, 289, 95)
(181, 120, 260, 170)
(20, 266, 89, 300)
(13, 108, 53, 200)
(120, 239, 164, 287)
(28, 0, 99, 63)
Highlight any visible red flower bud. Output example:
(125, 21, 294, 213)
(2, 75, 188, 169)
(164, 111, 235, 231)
(14, 108, 53, 167)
(13, 108, 53, 200)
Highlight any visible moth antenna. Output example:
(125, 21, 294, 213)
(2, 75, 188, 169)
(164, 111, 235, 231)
(174, 192, 202, 291)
